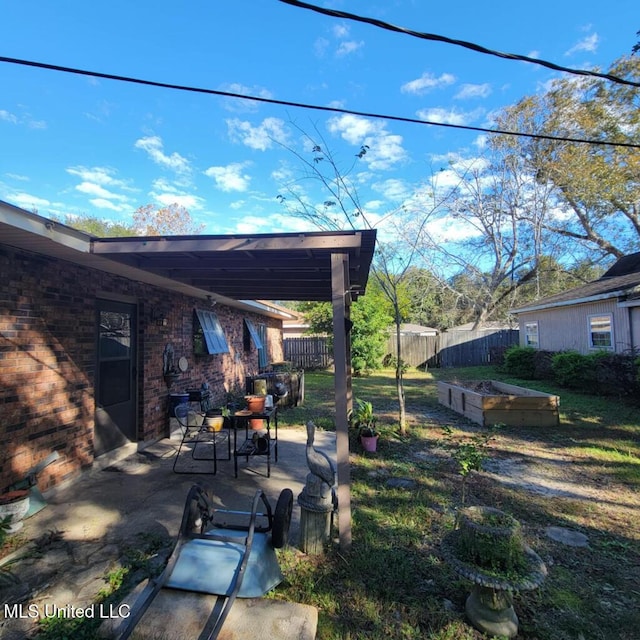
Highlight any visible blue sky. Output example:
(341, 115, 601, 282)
(0, 0, 636, 235)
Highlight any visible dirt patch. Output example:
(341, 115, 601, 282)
(450, 379, 511, 395)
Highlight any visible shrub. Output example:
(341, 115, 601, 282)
(551, 351, 597, 391)
(503, 346, 537, 378)
(593, 352, 640, 396)
(531, 349, 554, 380)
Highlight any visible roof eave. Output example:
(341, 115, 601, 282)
(511, 289, 630, 314)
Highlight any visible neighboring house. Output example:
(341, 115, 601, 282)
(397, 323, 439, 337)
(0, 201, 375, 498)
(510, 252, 640, 355)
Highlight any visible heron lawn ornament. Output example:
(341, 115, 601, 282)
(298, 421, 337, 554)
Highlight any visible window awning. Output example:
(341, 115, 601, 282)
(244, 318, 263, 349)
(195, 309, 229, 354)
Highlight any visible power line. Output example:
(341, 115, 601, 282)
(277, 0, 640, 89)
(1, 56, 639, 149)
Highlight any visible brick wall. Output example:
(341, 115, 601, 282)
(0, 244, 283, 492)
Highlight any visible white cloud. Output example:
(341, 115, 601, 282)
(565, 33, 599, 56)
(75, 181, 129, 201)
(204, 162, 251, 192)
(0, 110, 18, 124)
(336, 40, 364, 56)
(372, 179, 410, 201)
(67, 166, 128, 187)
(455, 83, 492, 100)
(89, 198, 127, 212)
(219, 83, 274, 113)
(233, 214, 274, 234)
(5, 172, 29, 181)
(0, 109, 45, 129)
(401, 72, 455, 95)
(151, 191, 205, 210)
(227, 117, 289, 151)
(327, 114, 407, 171)
(416, 107, 482, 126)
(134, 136, 191, 174)
(7, 192, 52, 209)
(333, 24, 349, 39)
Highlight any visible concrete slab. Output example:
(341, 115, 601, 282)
(101, 580, 318, 640)
(4, 425, 334, 640)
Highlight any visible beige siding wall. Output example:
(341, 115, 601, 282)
(518, 299, 633, 354)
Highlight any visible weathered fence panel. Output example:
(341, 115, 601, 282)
(284, 336, 333, 369)
(437, 330, 519, 367)
(385, 329, 519, 368)
(385, 334, 438, 368)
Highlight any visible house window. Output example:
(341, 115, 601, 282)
(524, 321, 539, 347)
(588, 314, 613, 349)
(193, 309, 229, 355)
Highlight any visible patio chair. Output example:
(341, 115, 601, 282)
(172, 403, 220, 474)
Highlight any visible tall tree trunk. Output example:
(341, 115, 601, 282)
(395, 306, 406, 436)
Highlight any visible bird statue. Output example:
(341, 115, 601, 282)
(305, 420, 336, 491)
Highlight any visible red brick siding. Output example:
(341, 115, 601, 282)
(0, 245, 283, 492)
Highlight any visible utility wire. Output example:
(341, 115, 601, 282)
(1, 56, 639, 149)
(277, 0, 640, 89)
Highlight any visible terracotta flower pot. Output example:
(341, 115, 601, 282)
(245, 395, 266, 413)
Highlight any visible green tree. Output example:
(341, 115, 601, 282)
(300, 289, 392, 376)
(55, 214, 136, 237)
(494, 55, 640, 263)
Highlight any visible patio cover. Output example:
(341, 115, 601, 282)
(0, 200, 377, 548)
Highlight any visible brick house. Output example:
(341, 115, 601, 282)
(1, 201, 376, 547)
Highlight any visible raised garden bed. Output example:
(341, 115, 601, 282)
(437, 380, 559, 427)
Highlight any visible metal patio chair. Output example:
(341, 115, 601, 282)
(172, 403, 219, 474)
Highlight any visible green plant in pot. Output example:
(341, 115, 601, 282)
(441, 504, 546, 637)
(349, 399, 379, 452)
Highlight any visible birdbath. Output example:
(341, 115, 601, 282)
(441, 506, 547, 638)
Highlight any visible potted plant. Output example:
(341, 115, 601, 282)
(350, 399, 379, 452)
(0, 490, 30, 534)
(441, 505, 547, 638)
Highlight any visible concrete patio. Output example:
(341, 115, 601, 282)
(1, 424, 335, 639)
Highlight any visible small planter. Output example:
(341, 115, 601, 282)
(245, 395, 266, 413)
(360, 435, 379, 452)
(204, 414, 225, 432)
(0, 490, 31, 533)
(249, 418, 264, 431)
(441, 506, 547, 639)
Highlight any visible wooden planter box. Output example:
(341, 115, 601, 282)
(437, 380, 559, 427)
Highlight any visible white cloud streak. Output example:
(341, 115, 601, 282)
(401, 72, 455, 95)
(134, 136, 191, 174)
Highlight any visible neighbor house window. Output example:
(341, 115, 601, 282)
(193, 309, 229, 355)
(524, 321, 539, 347)
(588, 314, 613, 349)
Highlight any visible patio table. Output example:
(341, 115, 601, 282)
(232, 406, 278, 477)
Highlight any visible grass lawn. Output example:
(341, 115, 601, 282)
(276, 367, 640, 639)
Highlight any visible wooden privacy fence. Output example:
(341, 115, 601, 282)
(386, 329, 519, 368)
(285, 329, 519, 370)
(284, 336, 333, 369)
